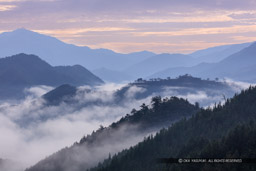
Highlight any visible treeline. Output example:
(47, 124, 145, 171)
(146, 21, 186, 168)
(80, 96, 198, 145)
(90, 86, 256, 171)
(115, 74, 232, 102)
(26, 96, 199, 171)
(132, 74, 224, 88)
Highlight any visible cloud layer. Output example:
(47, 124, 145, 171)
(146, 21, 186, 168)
(0, 84, 151, 170)
(0, 80, 253, 170)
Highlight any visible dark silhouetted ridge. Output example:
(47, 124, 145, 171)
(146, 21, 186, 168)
(0, 53, 103, 100)
(43, 84, 77, 105)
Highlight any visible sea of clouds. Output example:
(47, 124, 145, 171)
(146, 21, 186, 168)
(0, 80, 253, 171)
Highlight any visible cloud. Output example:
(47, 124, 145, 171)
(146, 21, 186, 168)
(161, 79, 254, 107)
(0, 0, 21, 2)
(49, 0, 256, 13)
(223, 78, 256, 91)
(160, 86, 223, 107)
(0, 4, 16, 11)
(121, 15, 233, 24)
(24, 85, 53, 98)
(232, 36, 256, 42)
(124, 86, 146, 99)
(1, 0, 256, 53)
(133, 25, 256, 37)
(33, 27, 136, 38)
(0, 83, 150, 169)
(34, 124, 147, 171)
(178, 91, 224, 107)
(0, 80, 253, 170)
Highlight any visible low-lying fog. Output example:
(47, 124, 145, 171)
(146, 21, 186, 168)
(0, 80, 253, 171)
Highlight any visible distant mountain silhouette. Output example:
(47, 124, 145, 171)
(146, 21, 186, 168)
(92, 68, 133, 83)
(2, 29, 254, 83)
(151, 42, 256, 82)
(0, 53, 103, 100)
(0, 53, 103, 86)
(122, 42, 253, 80)
(0, 29, 155, 72)
(54, 65, 104, 85)
(190, 42, 252, 63)
(122, 50, 156, 63)
(43, 84, 77, 105)
(41, 75, 236, 107)
(124, 53, 199, 79)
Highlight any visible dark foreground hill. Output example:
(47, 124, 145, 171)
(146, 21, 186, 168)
(90, 86, 256, 171)
(26, 96, 199, 171)
(0, 53, 103, 100)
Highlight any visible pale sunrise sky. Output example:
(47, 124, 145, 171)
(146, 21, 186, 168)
(1, 0, 256, 53)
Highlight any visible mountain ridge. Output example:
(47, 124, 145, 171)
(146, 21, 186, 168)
(150, 42, 256, 82)
(90, 86, 256, 171)
(190, 42, 252, 62)
(0, 53, 103, 100)
(124, 53, 199, 79)
(0, 29, 155, 71)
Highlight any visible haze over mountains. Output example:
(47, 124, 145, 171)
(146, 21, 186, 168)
(151, 42, 256, 83)
(189, 42, 252, 63)
(0, 29, 155, 71)
(124, 53, 199, 79)
(0, 28, 256, 171)
(0, 53, 103, 100)
(0, 29, 254, 83)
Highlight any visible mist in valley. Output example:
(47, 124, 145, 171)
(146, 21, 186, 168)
(0, 79, 253, 171)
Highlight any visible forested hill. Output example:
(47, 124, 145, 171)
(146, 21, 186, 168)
(42, 75, 235, 107)
(90, 86, 256, 171)
(126, 75, 229, 91)
(80, 96, 199, 144)
(26, 97, 199, 171)
(115, 75, 234, 105)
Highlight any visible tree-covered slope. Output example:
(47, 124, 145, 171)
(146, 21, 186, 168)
(91, 86, 256, 171)
(26, 97, 199, 171)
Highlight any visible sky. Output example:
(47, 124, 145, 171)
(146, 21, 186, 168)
(1, 0, 256, 53)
